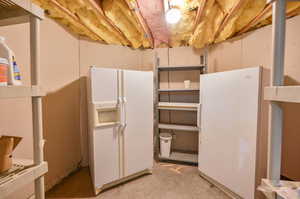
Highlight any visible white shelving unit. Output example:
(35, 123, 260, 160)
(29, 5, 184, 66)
(0, 1, 47, 199)
(154, 54, 206, 165)
(259, 0, 300, 199)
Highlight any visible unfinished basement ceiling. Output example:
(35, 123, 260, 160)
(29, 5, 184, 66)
(33, 0, 300, 49)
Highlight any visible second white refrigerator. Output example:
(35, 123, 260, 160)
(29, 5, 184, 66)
(88, 67, 153, 194)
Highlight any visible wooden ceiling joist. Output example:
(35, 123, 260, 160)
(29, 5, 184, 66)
(193, 0, 207, 32)
(237, 4, 272, 35)
(49, 0, 106, 43)
(213, 0, 247, 41)
(86, 0, 132, 46)
(124, 0, 154, 48)
(238, 2, 300, 35)
(287, 6, 300, 17)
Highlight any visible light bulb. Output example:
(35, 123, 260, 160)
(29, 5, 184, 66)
(165, 8, 182, 24)
(169, 0, 184, 7)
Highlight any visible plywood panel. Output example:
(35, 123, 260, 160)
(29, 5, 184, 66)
(241, 27, 272, 69)
(141, 49, 154, 71)
(171, 132, 199, 153)
(40, 17, 82, 190)
(281, 15, 300, 181)
(159, 71, 169, 90)
(155, 48, 168, 66)
(208, 39, 243, 72)
(79, 39, 142, 76)
(169, 71, 200, 89)
(169, 47, 201, 66)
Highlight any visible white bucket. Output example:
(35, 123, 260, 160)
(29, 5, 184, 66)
(160, 133, 172, 158)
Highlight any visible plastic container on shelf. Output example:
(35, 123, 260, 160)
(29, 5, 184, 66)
(160, 133, 172, 158)
(184, 80, 191, 89)
(0, 58, 8, 86)
(0, 36, 22, 86)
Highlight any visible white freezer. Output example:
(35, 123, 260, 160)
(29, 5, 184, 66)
(198, 67, 262, 199)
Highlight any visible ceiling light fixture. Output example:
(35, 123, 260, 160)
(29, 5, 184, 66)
(165, 8, 182, 24)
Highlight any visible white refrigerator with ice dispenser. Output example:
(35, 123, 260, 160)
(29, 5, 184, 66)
(88, 67, 153, 195)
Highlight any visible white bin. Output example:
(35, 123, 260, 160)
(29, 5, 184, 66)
(160, 133, 172, 158)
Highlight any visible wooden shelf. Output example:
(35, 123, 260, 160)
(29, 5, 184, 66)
(259, 178, 300, 199)
(0, 86, 45, 99)
(158, 65, 205, 71)
(0, 159, 48, 199)
(264, 86, 300, 103)
(159, 123, 199, 132)
(159, 88, 200, 92)
(159, 152, 198, 164)
(158, 102, 199, 111)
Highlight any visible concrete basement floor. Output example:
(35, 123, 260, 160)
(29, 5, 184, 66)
(46, 162, 230, 199)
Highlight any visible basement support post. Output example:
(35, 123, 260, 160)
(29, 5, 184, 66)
(267, 0, 286, 190)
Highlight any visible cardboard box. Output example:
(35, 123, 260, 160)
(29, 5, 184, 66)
(0, 136, 22, 173)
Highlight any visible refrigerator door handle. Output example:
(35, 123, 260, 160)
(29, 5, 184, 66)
(118, 97, 123, 128)
(118, 97, 127, 132)
(123, 97, 127, 129)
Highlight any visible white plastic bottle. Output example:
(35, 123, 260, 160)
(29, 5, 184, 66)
(0, 37, 22, 86)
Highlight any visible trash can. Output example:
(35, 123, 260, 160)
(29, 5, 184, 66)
(160, 133, 172, 158)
